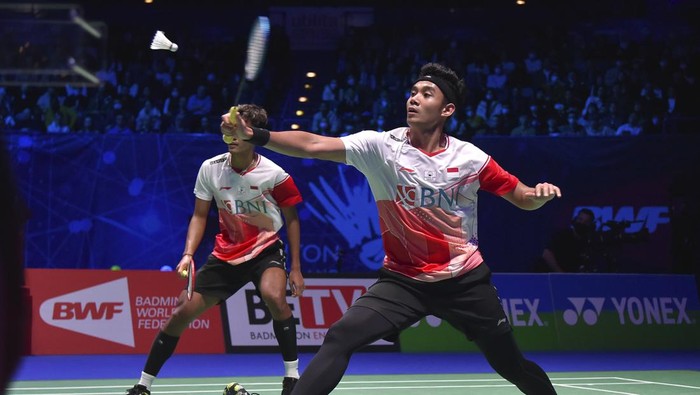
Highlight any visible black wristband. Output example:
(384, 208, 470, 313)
(246, 127, 271, 146)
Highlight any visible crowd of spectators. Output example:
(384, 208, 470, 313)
(307, 21, 697, 139)
(1, 5, 697, 138)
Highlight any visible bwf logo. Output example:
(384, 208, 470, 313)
(563, 297, 605, 326)
(39, 278, 135, 346)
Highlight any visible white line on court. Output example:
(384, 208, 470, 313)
(556, 384, 639, 395)
(614, 376, 700, 390)
(9, 375, 700, 394)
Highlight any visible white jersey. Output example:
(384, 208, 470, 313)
(194, 152, 302, 265)
(341, 127, 518, 282)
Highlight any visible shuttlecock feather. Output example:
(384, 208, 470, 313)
(150, 30, 178, 52)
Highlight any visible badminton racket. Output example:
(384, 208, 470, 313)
(233, 15, 271, 105)
(224, 16, 270, 144)
(186, 259, 195, 301)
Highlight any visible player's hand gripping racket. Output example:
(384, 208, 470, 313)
(225, 16, 269, 144)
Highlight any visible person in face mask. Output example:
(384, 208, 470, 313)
(536, 208, 598, 272)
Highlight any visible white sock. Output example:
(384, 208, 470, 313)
(138, 371, 156, 390)
(284, 359, 299, 379)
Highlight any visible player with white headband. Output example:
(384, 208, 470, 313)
(222, 63, 561, 395)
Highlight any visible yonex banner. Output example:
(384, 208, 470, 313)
(399, 273, 700, 352)
(26, 269, 225, 355)
(223, 278, 397, 351)
(551, 274, 700, 350)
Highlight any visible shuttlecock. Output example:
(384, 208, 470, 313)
(150, 30, 178, 52)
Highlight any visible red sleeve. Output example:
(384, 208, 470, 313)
(479, 157, 519, 196)
(270, 176, 303, 207)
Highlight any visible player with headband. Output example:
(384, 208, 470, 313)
(126, 104, 305, 395)
(222, 63, 560, 395)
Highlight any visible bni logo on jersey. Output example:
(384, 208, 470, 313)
(39, 278, 135, 346)
(395, 185, 460, 209)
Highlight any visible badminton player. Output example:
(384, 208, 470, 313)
(222, 63, 560, 395)
(127, 104, 304, 395)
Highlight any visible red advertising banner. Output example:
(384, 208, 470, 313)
(25, 269, 225, 355)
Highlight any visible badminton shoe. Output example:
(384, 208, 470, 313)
(223, 382, 259, 395)
(281, 377, 298, 395)
(125, 385, 150, 395)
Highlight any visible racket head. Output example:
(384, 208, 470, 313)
(243, 16, 270, 82)
(186, 259, 195, 301)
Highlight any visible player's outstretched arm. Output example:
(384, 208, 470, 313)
(503, 181, 562, 211)
(221, 112, 346, 163)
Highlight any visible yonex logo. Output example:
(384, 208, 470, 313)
(410, 315, 443, 328)
(501, 298, 543, 326)
(612, 297, 690, 325)
(39, 278, 135, 346)
(563, 297, 605, 326)
(564, 296, 691, 326)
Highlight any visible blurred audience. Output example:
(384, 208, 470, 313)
(1, 5, 697, 137)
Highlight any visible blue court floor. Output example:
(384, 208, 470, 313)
(11, 350, 700, 381)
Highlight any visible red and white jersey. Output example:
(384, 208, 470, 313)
(194, 153, 302, 265)
(341, 127, 518, 282)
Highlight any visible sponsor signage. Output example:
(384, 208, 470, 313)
(551, 274, 700, 350)
(224, 278, 396, 350)
(26, 269, 225, 355)
(25, 269, 700, 354)
(400, 274, 558, 352)
(399, 273, 700, 352)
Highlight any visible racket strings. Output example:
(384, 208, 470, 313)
(244, 16, 270, 81)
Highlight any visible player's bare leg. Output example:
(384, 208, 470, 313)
(260, 267, 299, 395)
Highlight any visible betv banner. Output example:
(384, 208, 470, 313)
(223, 277, 397, 351)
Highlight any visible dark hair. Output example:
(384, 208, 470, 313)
(416, 63, 466, 108)
(578, 208, 595, 219)
(237, 104, 268, 128)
